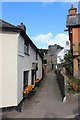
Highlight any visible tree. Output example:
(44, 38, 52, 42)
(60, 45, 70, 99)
(64, 51, 73, 75)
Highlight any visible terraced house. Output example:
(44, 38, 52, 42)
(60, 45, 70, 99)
(66, 4, 80, 78)
(0, 20, 43, 108)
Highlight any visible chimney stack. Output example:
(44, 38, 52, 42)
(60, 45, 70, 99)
(17, 22, 26, 32)
(68, 4, 77, 16)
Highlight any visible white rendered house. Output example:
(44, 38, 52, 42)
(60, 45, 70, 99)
(0, 20, 43, 108)
(57, 41, 70, 64)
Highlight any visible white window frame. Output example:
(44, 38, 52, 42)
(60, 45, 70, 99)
(24, 44, 29, 55)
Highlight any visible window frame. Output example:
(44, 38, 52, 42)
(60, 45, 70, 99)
(24, 40, 29, 55)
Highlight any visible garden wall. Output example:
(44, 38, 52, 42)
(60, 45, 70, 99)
(57, 70, 66, 101)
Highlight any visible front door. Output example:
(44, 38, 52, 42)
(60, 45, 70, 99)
(23, 71, 28, 90)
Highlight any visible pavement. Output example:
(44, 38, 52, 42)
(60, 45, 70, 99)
(0, 70, 79, 118)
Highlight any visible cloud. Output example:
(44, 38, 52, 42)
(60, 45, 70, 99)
(33, 32, 53, 43)
(32, 32, 69, 48)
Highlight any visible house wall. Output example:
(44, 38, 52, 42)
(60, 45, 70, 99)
(72, 28, 80, 78)
(72, 28, 79, 56)
(0, 32, 42, 107)
(37, 55, 42, 79)
(57, 48, 69, 65)
(17, 35, 42, 104)
(57, 49, 64, 64)
(0, 32, 18, 108)
(43, 54, 53, 72)
(78, 28, 80, 54)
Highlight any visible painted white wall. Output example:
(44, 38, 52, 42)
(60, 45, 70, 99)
(57, 41, 70, 65)
(17, 35, 25, 104)
(0, 32, 19, 108)
(17, 35, 42, 104)
(0, 33, 42, 108)
(57, 48, 69, 64)
(57, 49, 64, 64)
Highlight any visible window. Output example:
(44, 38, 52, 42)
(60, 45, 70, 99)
(24, 44, 29, 54)
(24, 40, 29, 55)
(23, 71, 29, 90)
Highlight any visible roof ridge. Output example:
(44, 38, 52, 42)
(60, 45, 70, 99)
(0, 19, 17, 28)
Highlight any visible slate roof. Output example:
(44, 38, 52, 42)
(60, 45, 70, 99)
(66, 14, 80, 27)
(0, 19, 43, 59)
(0, 19, 16, 28)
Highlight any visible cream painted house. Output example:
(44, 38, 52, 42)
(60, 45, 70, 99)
(0, 20, 42, 108)
(57, 41, 70, 65)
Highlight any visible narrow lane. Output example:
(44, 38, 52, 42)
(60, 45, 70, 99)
(2, 70, 78, 118)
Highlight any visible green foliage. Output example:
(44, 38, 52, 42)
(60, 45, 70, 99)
(67, 77, 80, 94)
(64, 51, 80, 94)
(64, 51, 73, 75)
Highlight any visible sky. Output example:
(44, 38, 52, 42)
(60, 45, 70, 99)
(1, 1, 78, 49)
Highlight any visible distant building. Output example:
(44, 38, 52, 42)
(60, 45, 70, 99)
(57, 41, 70, 64)
(42, 45, 62, 72)
(66, 4, 80, 78)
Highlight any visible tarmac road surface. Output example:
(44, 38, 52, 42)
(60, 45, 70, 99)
(0, 70, 79, 118)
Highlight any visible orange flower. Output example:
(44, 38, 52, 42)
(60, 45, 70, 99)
(24, 85, 35, 94)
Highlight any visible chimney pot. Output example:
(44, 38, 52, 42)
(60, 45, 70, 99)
(17, 22, 26, 32)
(71, 4, 74, 8)
(68, 4, 77, 16)
(21, 22, 23, 25)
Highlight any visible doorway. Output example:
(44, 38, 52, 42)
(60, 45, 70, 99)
(23, 71, 29, 90)
(31, 70, 36, 85)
